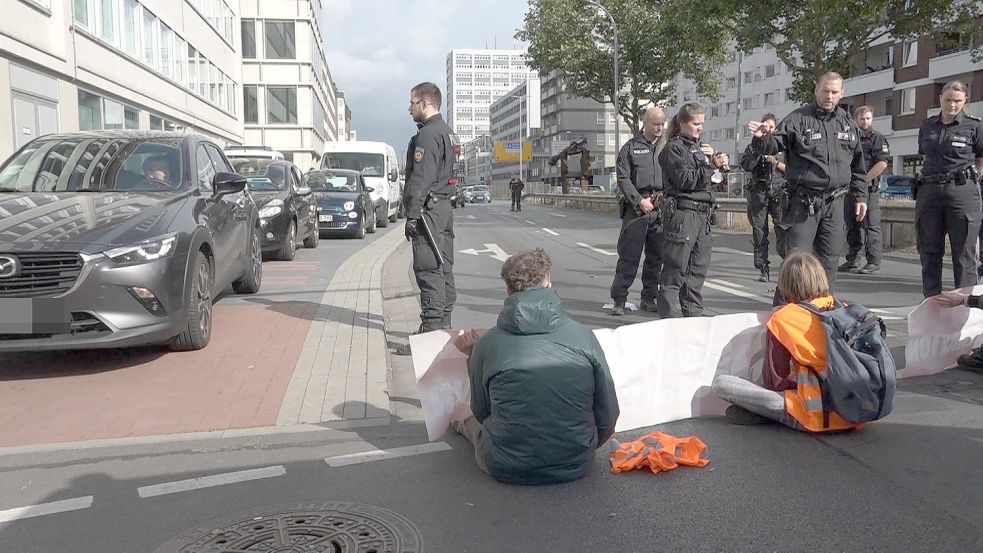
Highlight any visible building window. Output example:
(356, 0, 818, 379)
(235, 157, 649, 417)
(902, 41, 918, 67)
(725, 128, 736, 140)
(608, 133, 615, 146)
(764, 92, 775, 106)
(122, 0, 140, 57)
(124, 106, 139, 129)
(98, 0, 117, 46)
(596, 112, 604, 124)
(765, 64, 777, 78)
(264, 21, 295, 59)
(149, 114, 177, 131)
(901, 88, 916, 114)
(73, 0, 90, 27)
(726, 77, 737, 89)
(242, 19, 256, 58)
(142, 9, 158, 70)
(159, 23, 174, 79)
(78, 90, 102, 131)
(103, 98, 125, 129)
(267, 87, 297, 124)
(596, 133, 604, 147)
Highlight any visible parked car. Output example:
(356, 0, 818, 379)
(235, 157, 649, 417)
(0, 131, 262, 352)
(470, 184, 492, 203)
(322, 141, 402, 226)
(306, 169, 375, 239)
(230, 159, 318, 261)
(224, 145, 286, 163)
(881, 174, 914, 198)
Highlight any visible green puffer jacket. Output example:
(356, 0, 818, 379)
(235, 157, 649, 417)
(468, 287, 620, 485)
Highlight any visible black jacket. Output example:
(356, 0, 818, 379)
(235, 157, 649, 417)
(740, 140, 779, 186)
(917, 112, 983, 176)
(616, 134, 663, 206)
(658, 134, 715, 203)
(753, 103, 867, 202)
(404, 114, 454, 219)
(860, 128, 891, 187)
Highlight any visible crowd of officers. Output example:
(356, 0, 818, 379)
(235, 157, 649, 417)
(610, 74, 983, 316)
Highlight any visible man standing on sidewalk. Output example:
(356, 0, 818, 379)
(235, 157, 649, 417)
(839, 105, 890, 275)
(509, 174, 524, 211)
(609, 106, 666, 316)
(396, 82, 456, 355)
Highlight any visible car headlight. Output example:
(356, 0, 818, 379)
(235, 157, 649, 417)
(343, 201, 355, 211)
(258, 199, 284, 218)
(348, 211, 358, 219)
(104, 233, 179, 265)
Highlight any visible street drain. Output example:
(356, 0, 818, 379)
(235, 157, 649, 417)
(153, 501, 423, 553)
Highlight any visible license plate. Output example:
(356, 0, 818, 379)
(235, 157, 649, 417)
(0, 298, 70, 334)
(319, 214, 333, 222)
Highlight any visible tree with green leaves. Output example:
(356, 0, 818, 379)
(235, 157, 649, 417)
(516, 0, 730, 132)
(715, 0, 983, 103)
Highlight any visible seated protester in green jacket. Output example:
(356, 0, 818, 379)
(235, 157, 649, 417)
(452, 248, 620, 485)
(931, 290, 983, 370)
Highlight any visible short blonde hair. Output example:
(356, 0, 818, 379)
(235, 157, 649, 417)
(941, 80, 969, 97)
(855, 105, 874, 118)
(778, 249, 830, 303)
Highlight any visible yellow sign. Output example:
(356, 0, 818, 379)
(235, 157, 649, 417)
(493, 141, 532, 162)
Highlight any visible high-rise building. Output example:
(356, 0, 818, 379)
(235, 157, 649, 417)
(445, 48, 534, 144)
(336, 90, 352, 141)
(1, 0, 244, 159)
(240, 0, 337, 169)
(489, 77, 541, 185)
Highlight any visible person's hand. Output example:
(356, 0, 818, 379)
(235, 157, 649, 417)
(930, 290, 968, 308)
(453, 328, 482, 356)
(764, 154, 777, 165)
(651, 192, 664, 210)
(854, 202, 868, 222)
(699, 144, 715, 157)
(711, 152, 729, 169)
(638, 197, 654, 214)
(747, 120, 767, 138)
(404, 219, 419, 241)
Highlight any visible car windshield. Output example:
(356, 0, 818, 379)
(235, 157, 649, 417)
(0, 137, 184, 193)
(231, 159, 287, 191)
(306, 171, 359, 192)
(322, 152, 385, 178)
(473, 186, 489, 192)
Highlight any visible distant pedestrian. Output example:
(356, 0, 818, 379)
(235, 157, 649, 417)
(509, 175, 524, 211)
(839, 105, 890, 275)
(740, 113, 787, 282)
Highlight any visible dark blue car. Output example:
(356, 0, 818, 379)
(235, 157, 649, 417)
(306, 169, 376, 239)
(881, 175, 914, 198)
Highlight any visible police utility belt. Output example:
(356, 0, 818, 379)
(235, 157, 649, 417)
(918, 166, 981, 186)
(790, 185, 848, 217)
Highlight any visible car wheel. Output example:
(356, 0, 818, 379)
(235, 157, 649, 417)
(356, 222, 366, 239)
(276, 221, 297, 261)
(303, 219, 319, 248)
(367, 209, 377, 234)
(233, 229, 263, 294)
(170, 251, 212, 351)
(377, 202, 390, 228)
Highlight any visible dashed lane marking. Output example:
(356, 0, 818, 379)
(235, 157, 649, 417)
(542, 228, 560, 236)
(137, 466, 286, 499)
(708, 278, 745, 289)
(713, 247, 754, 257)
(548, 213, 567, 217)
(0, 496, 93, 523)
(524, 220, 535, 225)
(325, 442, 453, 467)
(704, 280, 773, 305)
(576, 242, 617, 256)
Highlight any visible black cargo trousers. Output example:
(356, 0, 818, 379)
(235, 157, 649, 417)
(844, 182, 882, 266)
(916, 179, 981, 297)
(411, 196, 456, 331)
(772, 187, 846, 304)
(610, 203, 663, 304)
(657, 199, 713, 318)
(746, 182, 787, 268)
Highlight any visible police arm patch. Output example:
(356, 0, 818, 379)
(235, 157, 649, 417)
(414, 146, 424, 162)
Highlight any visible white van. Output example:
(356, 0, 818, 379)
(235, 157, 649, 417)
(322, 141, 402, 226)
(225, 145, 286, 162)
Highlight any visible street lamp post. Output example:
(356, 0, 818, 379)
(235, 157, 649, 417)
(583, 0, 619, 178)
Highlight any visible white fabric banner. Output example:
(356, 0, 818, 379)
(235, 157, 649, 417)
(903, 285, 983, 377)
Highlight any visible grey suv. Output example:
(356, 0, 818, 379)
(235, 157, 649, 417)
(0, 131, 262, 352)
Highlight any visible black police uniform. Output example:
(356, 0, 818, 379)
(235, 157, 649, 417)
(843, 128, 890, 271)
(915, 111, 983, 297)
(404, 113, 457, 332)
(753, 103, 867, 302)
(740, 141, 787, 277)
(657, 135, 715, 318)
(610, 134, 664, 310)
(509, 177, 524, 211)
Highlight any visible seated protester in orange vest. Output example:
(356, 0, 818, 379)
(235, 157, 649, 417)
(712, 249, 864, 431)
(931, 289, 983, 370)
(451, 248, 621, 485)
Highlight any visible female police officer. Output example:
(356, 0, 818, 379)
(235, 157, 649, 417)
(916, 80, 983, 297)
(656, 103, 728, 318)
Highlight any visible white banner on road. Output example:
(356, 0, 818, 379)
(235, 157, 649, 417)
(904, 285, 983, 377)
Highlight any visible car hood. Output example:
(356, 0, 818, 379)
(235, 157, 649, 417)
(251, 191, 285, 205)
(312, 191, 360, 204)
(0, 192, 187, 254)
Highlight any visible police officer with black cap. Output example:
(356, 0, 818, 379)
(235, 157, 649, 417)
(740, 113, 787, 282)
(840, 105, 890, 275)
(747, 72, 868, 303)
(609, 106, 666, 316)
(396, 82, 456, 355)
(657, 102, 728, 318)
(915, 79, 983, 298)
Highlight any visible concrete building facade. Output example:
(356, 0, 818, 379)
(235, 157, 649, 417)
(488, 76, 541, 185)
(445, 48, 534, 144)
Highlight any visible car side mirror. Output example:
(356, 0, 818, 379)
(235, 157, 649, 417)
(297, 186, 312, 196)
(364, 186, 375, 193)
(212, 172, 246, 196)
(389, 169, 398, 182)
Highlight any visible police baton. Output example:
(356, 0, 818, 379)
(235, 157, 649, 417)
(419, 213, 443, 268)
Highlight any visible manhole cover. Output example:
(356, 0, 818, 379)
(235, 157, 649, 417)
(153, 501, 423, 553)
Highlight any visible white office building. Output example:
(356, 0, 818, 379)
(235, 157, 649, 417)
(336, 90, 352, 141)
(240, 0, 337, 169)
(445, 48, 535, 144)
(1, 0, 243, 159)
(488, 77, 541, 184)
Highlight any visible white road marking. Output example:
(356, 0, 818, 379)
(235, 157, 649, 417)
(713, 247, 754, 257)
(708, 278, 745, 289)
(458, 243, 509, 262)
(325, 442, 452, 467)
(524, 220, 535, 225)
(0, 496, 93, 523)
(577, 242, 617, 256)
(466, 214, 476, 220)
(542, 227, 560, 236)
(548, 213, 567, 218)
(704, 281, 773, 305)
(137, 466, 286, 499)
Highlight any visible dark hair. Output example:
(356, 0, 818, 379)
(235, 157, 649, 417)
(662, 102, 705, 146)
(762, 113, 778, 124)
(411, 82, 442, 110)
(501, 248, 551, 293)
(854, 105, 874, 118)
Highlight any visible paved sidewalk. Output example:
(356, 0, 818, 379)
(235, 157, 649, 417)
(381, 242, 425, 423)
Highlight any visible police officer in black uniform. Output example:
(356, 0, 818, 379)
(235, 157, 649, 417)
(915, 79, 983, 298)
(657, 103, 728, 318)
(740, 113, 787, 282)
(509, 175, 524, 211)
(396, 82, 456, 355)
(747, 72, 867, 303)
(610, 106, 666, 316)
(840, 105, 890, 275)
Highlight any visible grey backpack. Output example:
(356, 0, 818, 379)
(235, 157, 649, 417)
(796, 300, 896, 425)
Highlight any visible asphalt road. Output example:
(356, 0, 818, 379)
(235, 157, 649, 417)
(1, 201, 981, 552)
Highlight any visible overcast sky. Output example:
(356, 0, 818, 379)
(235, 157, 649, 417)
(323, 0, 529, 158)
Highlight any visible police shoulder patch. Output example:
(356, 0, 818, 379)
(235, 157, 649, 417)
(881, 144, 890, 154)
(414, 146, 424, 162)
(966, 113, 981, 121)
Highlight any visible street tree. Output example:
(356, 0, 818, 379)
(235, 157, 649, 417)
(715, 0, 983, 103)
(516, 0, 730, 133)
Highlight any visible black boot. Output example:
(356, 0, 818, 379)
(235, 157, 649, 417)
(610, 301, 625, 316)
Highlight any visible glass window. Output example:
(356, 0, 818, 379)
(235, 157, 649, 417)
(143, 10, 158, 70)
(198, 57, 209, 98)
(196, 145, 215, 190)
(205, 144, 232, 173)
(208, 63, 219, 103)
(103, 98, 124, 129)
(122, 0, 140, 57)
(74, 0, 89, 27)
(174, 36, 186, 84)
(903, 41, 918, 67)
(321, 153, 385, 177)
(901, 88, 916, 114)
(242, 19, 256, 58)
(159, 23, 174, 79)
(244, 85, 258, 123)
(78, 90, 102, 131)
(187, 45, 198, 93)
(264, 21, 295, 59)
(99, 0, 117, 45)
(267, 87, 297, 124)
(124, 107, 139, 129)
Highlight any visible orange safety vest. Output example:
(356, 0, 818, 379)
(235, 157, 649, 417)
(609, 432, 709, 474)
(766, 296, 863, 433)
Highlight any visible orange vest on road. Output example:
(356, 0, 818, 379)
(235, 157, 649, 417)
(766, 296, 863, 433)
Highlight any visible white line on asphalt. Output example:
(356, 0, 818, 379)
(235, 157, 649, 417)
(708, 278, 746, 289)
(576, 242, 617, 256)
(704, 281, 773, 305)
(0, 496, 93, 523)
(713, 247, 754, 257)
(548, 213, 567, 217)
(542, 227, 560, 236)
(137, 466, 286, 499)
(525, 220, 535, 225)
(325, 442, 452, 467)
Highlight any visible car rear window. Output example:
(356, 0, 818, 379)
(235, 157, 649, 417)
(232, 159, 288, 191)
(306, 170, 359, 192)
(321, 152, 385, 178)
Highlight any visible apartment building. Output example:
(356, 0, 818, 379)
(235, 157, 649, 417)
(445, 48, 534, 144)
(240, 0, 336, 169)
(0, 0, 243, 159)
(336, 90, 352, 141)
(488, 77, 541, 184)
